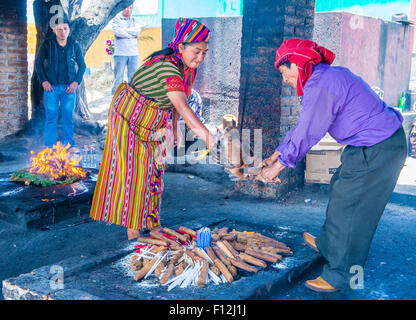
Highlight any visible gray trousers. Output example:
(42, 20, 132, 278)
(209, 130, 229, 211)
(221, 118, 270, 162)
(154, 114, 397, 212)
(315, 126, 407, 290)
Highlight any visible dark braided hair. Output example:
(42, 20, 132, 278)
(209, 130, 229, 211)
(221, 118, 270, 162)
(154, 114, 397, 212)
(145, 43, 194, 61)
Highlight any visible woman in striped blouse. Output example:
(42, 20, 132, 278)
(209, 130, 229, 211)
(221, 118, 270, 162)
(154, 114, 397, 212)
(90, 18, 217, 240)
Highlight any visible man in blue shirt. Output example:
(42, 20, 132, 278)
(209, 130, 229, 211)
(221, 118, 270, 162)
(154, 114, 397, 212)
(35, 20, 86, 148)
(262, 38, 407, 292)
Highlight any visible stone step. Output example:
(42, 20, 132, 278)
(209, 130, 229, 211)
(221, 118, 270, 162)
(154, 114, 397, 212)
(0, 172, 97, 229)
(2, 220, 323, 300)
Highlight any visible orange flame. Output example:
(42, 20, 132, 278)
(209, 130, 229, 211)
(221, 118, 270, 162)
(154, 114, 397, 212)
(29, 142, 87, 181)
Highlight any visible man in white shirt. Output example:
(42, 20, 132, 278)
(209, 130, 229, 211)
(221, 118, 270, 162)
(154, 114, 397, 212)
(111, 5, 142, 94)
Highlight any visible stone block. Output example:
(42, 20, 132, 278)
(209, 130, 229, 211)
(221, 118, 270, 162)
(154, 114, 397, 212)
(49, 289, 101, 300)
(2, 221, 324, 300)
(2, 274, 55, 300)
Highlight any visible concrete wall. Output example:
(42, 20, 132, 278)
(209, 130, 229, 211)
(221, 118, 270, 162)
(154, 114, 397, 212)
(314, 12, 414, 107)
(0, 0, 28, 139)
(162, 17, 242, 126)
(236, 0, 315, 198)
(163, 0, 316, 198)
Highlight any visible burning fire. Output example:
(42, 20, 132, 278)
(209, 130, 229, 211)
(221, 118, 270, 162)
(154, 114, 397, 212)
(29, 142, 87, 181)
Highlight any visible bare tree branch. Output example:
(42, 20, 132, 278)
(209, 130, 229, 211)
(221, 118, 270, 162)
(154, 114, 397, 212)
(71, 0, 134, 53)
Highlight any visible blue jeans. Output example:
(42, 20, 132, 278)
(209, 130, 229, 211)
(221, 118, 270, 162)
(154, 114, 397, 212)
(44, 85, 76, 147)
(112, 55, 139, 94)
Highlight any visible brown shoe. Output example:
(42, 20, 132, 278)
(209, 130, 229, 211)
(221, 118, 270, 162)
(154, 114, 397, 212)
(303, 232, 319, 252)
(305, 276, 338, 292)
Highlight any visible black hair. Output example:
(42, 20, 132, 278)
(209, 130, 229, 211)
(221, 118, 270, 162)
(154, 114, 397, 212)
(276, 54, 293, 69)
(52, 17, 70, 28)
(145, 47, 174, 60)
(145, 42, 194, 61)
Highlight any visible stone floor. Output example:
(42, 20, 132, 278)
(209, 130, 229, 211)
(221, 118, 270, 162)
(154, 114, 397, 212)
(1, 157, 415, 300)
(0, 92, 415, 299)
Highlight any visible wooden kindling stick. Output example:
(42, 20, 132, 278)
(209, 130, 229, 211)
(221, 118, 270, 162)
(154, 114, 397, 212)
(218, 240, 261, 272)
(257, 241, 291, 250)
(212, 246, 231, 267)
(229, 257, 258, 273)
(205, 247, 218, 263)
(212, 246, 237, 277)
(197, 261, 209, 287)
(178, 226, 197, 238)
(229, 241, 247, 252)
(170, 249, 184, 266)
(221, 234, 236, 241)
(194, 248, 213, 264)
(217, 227, 229, 237)
(175, 261, 188, 276)
(245, 248, 282, 263)
(150, 230, 181, 249)
(130, 256, 143, 271)
(163, 227, 190, 243)
(211, 233, 220, 242)
(160, 265, 175, 285)
(154, 259, 167, 277)
(239, 252, 267, 268)
(160, 249, 184, 284)
(216, 240, 237, 259)
(206, 246, 234, 283)
(151, 246, 167, 254)
(255, 233, 288, 248)
(222, 240, 239, 258)
(185, 249, 204, 263)
(261, 246, 292, 254)
(210, 265, 221, 276)
(206, 247, 232, 280)
(134, 256, 159, 281)
(136, 236, 169, 247)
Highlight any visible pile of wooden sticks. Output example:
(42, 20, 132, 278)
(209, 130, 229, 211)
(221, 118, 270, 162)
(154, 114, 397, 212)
(129, 226, 292, 290)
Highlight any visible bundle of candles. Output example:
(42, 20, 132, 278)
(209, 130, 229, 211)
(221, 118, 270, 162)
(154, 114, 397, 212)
(129, 226, 292, 291)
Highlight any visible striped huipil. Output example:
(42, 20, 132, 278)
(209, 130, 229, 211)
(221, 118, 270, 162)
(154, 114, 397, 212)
(90, 55, 194, 230)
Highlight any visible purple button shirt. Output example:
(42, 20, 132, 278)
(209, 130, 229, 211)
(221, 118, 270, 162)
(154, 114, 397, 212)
(276, 63, 403, 169)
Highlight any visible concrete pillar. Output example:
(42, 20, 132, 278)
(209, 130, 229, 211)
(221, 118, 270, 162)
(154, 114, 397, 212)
(235, 0, 315, 198)
(162, 0, 316, 198)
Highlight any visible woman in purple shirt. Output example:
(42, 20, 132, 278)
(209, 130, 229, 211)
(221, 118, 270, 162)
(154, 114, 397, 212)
(261, 39, 407, 292)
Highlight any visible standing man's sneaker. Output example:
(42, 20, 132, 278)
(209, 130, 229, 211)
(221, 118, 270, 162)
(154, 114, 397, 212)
(305, 276, 338, 292)
(303, 232, 319, 252)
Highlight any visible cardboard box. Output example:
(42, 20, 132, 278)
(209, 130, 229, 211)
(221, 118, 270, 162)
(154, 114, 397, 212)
(305, 144, 344, 184)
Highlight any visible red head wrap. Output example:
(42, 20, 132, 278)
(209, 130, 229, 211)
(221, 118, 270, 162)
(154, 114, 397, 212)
(275, 38, 336, 96)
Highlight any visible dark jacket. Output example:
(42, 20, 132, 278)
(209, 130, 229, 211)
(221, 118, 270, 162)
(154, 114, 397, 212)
(35, 36, 86, 85)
